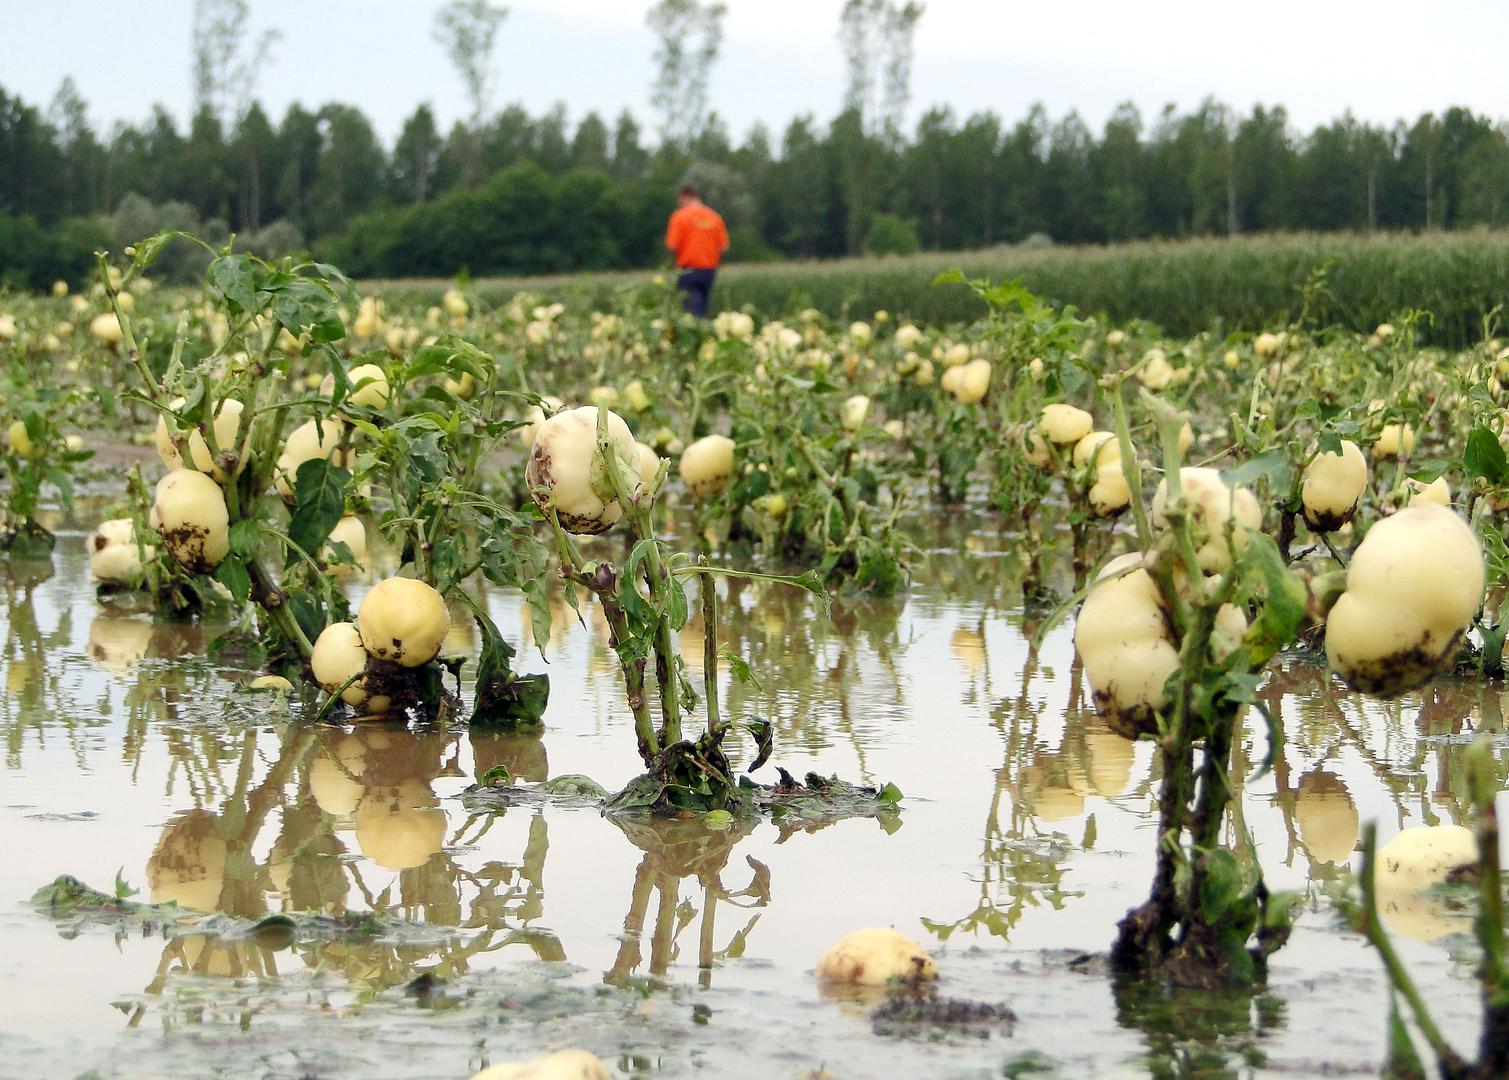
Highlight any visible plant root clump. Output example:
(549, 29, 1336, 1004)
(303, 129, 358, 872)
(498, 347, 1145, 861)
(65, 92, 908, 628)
(870, 987, 1018, 1039)
(351, 658, 454, 722)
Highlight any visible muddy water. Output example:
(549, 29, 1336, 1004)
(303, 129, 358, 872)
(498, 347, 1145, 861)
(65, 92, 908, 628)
(0, 510, 1499, 1078)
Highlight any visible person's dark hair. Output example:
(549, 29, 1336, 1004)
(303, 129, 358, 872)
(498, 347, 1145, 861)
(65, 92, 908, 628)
(678, 185, 699, 199)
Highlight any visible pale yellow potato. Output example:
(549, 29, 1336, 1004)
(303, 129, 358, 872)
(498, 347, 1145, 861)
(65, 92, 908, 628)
(151, 469, 230, 571)
(815, 927, 937, 986)
(526, 405, 640, 534)
(358, 577, 449, 667)
(1325, 505, 1483, 696)
(679, 434, 736, 500)
(1301, 440, 1367, 532)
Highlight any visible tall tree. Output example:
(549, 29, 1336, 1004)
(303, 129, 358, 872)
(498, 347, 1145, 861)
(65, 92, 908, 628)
(1094, 102, 1146, 241)
(307, 104, 383, 237)
(232, 101, 278, 230)
(433, 0, 509, 130)
(611, 111, 650, 181)
(571, 112, 611, 173)
(191, 0, 282, 125)
(48, 77, 105, 216)
(837, 0, 925, 138)
(645, 0, 727, 148)
(392, 105, 443, 204)
(274, 104, 322, 232)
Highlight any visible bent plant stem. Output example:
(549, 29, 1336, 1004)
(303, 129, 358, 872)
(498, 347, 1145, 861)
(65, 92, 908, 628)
(1357, 824, 1468, 1074)
(596, 408, 684, 746)
(700, 557, 721, 738)
(1107, 374, 1152, 552)
(98, 252, 164, 404)
(314, 672, 361, 723)
(545, 509, 659, 764)
(1467, 739, 1509, 1071)
(248, 554, 314, 663)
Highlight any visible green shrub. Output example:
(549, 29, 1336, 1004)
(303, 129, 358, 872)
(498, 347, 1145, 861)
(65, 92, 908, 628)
(865, 213, 921, 257)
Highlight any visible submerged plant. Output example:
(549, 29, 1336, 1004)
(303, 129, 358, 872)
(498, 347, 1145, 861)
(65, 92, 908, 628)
(529, 404, 892, 816)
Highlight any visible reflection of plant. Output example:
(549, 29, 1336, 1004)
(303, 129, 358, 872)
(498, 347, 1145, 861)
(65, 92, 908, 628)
(1111, 973, 1283, 1077)
(923, 641, 1081, 943)
(604, 817, 770, 991)
(121, 723, 567, 1004)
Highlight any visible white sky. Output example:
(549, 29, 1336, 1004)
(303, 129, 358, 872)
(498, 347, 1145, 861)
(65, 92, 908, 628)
(2, 0, 1506, 144)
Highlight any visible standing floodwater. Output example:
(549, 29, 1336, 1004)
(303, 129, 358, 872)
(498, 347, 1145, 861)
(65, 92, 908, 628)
(0, 507, 1493, 1077)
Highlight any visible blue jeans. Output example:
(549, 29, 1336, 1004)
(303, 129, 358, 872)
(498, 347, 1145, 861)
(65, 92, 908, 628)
(677, 268, 716, 317)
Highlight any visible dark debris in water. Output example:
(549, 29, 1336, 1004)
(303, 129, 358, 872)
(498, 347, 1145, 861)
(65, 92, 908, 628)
(459, 772, 612, 811)
(870, 987, 1018, 1040)
(29, 874, 454, 947)
(24, 810, 99, 822)
(750, 769, 904, 832)
(461, 768, 905, 835)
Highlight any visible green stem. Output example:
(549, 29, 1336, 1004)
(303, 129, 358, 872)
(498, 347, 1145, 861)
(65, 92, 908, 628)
(248, 555, 314, 662)
(544, 509, 659, 762)
(1107, 381, 1152, 551)
(700, 557, 720, 737)
(1357, 823, 1466, 1072)
(596, 408, 684, 746)
(1467, 737, 1508, 1069)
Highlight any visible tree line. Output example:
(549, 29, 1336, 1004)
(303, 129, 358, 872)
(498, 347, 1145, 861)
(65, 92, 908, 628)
(3, 75, 1508, 288)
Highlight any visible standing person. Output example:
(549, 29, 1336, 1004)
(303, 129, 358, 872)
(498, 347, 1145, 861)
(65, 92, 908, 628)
(665, 186, 729, 318)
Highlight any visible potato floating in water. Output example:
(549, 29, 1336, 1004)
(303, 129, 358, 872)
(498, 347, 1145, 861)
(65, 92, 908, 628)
(815, 927, 938, 986)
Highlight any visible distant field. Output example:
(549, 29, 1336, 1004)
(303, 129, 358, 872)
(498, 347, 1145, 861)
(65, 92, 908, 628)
(367, 230, 1509, 346)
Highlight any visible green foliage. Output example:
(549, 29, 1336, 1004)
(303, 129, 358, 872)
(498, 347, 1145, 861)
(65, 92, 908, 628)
(286, 458, 350, 562)
(368, 232, 1509, 349)
(865, 212, 920, 256)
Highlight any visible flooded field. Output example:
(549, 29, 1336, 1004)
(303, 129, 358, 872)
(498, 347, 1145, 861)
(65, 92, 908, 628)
(0, 503, 1495, 1079)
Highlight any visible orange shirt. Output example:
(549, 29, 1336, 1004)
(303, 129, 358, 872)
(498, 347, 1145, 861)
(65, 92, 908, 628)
(665, 203, 729, 269)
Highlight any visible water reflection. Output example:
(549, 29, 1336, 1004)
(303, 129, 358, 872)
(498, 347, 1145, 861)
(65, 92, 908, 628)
(605, 817, 769, 991)
(126, 724, 573, 1006)
(7, 512, 1509, 1074)
(112, 717, 788, 1014)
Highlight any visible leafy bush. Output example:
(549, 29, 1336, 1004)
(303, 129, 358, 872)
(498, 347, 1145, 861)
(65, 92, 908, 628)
(865, 213, 920, 257)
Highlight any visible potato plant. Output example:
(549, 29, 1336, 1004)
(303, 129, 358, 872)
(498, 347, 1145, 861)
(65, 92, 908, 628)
(103, 234, 549, 726)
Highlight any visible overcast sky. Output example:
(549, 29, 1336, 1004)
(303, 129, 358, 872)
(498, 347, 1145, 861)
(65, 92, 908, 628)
(4, 0, 1507, 144)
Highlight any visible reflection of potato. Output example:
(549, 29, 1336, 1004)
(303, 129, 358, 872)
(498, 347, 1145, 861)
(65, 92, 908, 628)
(949, 627, 986, 676)
(6, 657, 37, 693)
(761, 607, 786, 641)
(1083, 725, 1135, 796)
(172, 935, 247, 977)
(1373, 824, 1478, 942)
(148, 621, 210, 660)
(815, 928, 937, 986)
(354, 779, 446, 870)
(1293, 770, 1359, 865)
(680, 618, 710, 673)
(88, 617, 153, 672)
(1033, 784, 1085, 822)
(1378, 887, 1475, 943)
(310, 756, 365, 819)
(268, 839, 294, 898)
(147, 810, 227, 912)
(471, 1049, 611, 1080)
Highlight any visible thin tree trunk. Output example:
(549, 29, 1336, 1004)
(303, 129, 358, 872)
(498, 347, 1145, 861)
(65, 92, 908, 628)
(1226, 164, 1238, 235)
(1367, 166, 1377, 233)
(1425, 150, 1434, 229)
